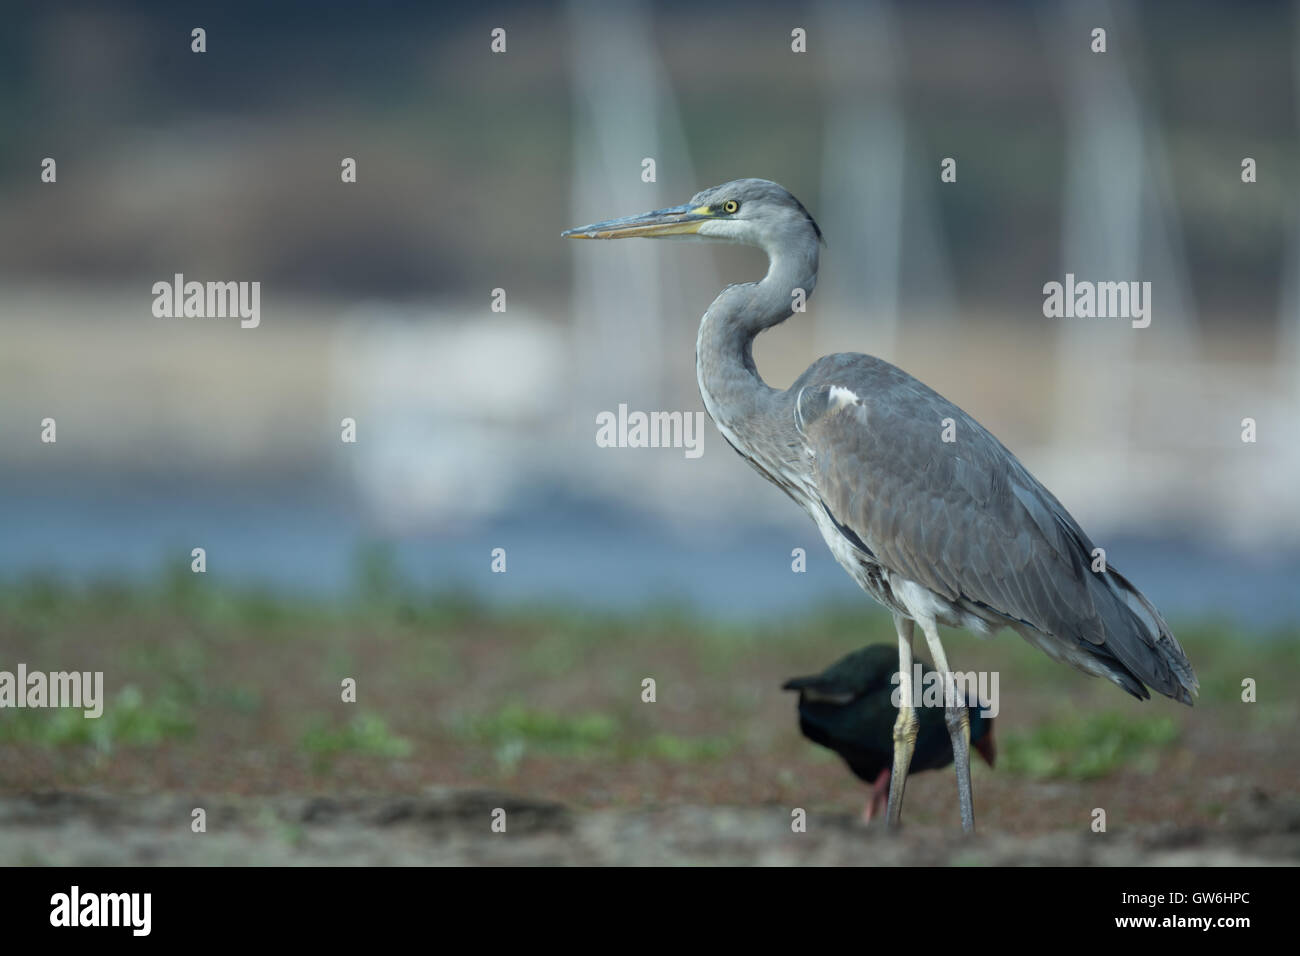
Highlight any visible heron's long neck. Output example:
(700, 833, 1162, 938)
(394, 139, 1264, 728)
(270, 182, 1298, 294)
(696, 239, 819, 437)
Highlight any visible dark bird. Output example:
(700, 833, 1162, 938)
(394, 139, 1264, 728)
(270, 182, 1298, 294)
(564, 179, 1198, 831)
(784, 645, 995, 824)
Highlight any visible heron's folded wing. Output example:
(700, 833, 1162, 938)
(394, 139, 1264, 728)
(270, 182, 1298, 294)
(797, 375, 1107, 647)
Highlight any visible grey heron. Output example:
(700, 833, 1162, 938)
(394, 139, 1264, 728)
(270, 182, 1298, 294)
(563, 178, 1198, 832)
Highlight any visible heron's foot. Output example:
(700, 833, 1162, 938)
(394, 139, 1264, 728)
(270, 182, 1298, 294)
(887, 615, 917, 831)
(886, 706, 918, 830)
(945, 703, 975, 834)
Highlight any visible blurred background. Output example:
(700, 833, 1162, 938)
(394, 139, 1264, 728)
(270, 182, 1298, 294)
(1, 0, 1297, 624)
(3, 2, 1300, 860)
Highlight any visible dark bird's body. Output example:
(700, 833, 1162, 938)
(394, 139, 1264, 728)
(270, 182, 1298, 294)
(784, 646, 994, 822)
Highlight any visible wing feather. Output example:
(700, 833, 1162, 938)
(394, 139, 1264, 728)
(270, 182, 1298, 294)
(792, 354, 1196, 702)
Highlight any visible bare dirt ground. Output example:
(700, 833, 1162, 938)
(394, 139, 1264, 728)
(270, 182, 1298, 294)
(2, 787, 1298, 866)
(1, 579, 1297, 865)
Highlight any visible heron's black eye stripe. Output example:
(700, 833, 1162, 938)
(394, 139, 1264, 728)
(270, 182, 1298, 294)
(721, 199, 740, 214)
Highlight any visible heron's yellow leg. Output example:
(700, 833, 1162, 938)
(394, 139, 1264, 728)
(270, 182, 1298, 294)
(919, 617, 975, 834)
(885, 615, 918, 829)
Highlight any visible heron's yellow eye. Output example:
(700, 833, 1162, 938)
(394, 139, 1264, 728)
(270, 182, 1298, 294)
(723, 200, 739, 214)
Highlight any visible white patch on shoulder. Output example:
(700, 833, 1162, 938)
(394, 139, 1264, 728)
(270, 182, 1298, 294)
(828, 385, 860, 410)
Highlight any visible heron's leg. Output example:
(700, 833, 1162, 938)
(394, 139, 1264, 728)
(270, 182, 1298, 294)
(918, 616, 975, 834)
(885, 615, 918, 829)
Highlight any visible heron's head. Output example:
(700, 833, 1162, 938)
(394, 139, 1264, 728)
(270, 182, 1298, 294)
(562, 178, 823, 250)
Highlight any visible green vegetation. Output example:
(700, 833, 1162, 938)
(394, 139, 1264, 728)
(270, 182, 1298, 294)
(642, 733, 733, 762)
(301, 713, 413, 769)
(0, 561, 1294, 798)
(457, 704, 734, 773)
(461, 705, 619, 753)
(0, 685, 194, 752)
(1000, 712, 1181, 780)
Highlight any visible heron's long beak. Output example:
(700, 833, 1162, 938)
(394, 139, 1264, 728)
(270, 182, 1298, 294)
(561, 202, 711, 240)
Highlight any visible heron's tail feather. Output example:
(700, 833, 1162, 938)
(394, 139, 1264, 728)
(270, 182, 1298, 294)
(1092, 567, 1199, 705)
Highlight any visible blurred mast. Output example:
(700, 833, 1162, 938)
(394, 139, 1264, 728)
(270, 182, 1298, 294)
(816, 0, 904, 360)
(816, 0, 955, 361)
(566, 0, 707, 409)
(565, 0, 721, 513)
(567, 0, 667, 414)
(1282, 6, 1300, 410)
(1049, 0, 1197, 485)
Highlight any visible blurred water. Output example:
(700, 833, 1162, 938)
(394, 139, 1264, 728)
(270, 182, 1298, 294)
(1, 474, 1296, 629)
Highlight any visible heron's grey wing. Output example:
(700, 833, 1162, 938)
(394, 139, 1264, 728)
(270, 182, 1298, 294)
(794, 359, 1196, 703)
